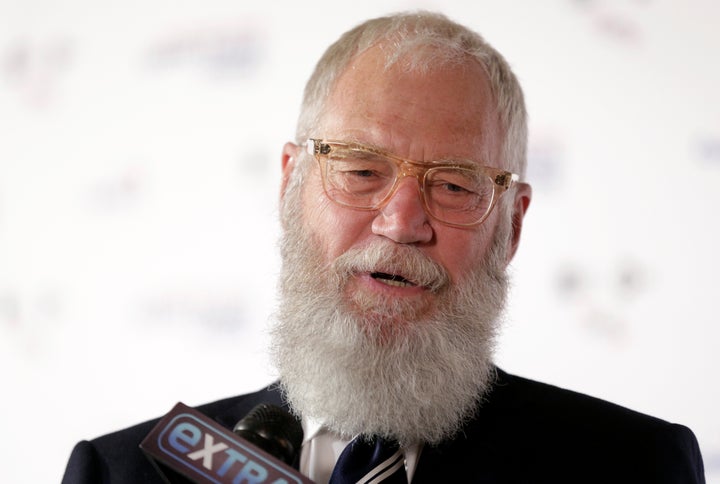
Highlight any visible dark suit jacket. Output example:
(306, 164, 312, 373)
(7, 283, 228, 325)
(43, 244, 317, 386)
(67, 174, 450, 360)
(62, 369, 705, 483)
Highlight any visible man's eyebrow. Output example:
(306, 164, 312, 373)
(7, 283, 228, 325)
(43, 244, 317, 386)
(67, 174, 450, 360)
(329, 137, 485, 168)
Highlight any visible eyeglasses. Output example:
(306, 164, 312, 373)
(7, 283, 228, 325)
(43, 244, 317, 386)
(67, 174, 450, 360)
(305, 138, 519, 227)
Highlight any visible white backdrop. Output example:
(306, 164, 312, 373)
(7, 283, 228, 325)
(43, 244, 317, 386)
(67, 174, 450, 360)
(1, 0, 718, 482)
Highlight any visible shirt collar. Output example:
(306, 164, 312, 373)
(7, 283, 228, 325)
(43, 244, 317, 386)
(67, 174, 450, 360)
(301, 416, 328, 444)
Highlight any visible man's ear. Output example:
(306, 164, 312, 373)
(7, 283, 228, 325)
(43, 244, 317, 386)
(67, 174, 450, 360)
(280, 142, 299, 202)
(506, 182, 532, 264)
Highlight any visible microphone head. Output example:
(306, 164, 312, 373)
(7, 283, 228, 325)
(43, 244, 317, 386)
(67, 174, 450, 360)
(233, 404, 303, 466)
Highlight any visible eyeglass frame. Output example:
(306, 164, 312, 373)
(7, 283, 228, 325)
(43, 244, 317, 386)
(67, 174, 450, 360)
(305, 138, 520, 228)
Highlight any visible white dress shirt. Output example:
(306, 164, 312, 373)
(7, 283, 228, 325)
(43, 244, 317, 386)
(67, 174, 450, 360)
(299, 418, 422, 484)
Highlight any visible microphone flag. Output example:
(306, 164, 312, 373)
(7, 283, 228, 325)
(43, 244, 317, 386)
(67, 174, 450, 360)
(140, 402, 314, 484)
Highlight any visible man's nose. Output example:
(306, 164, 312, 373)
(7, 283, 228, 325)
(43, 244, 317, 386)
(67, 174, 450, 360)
(371, 177, 433, 244)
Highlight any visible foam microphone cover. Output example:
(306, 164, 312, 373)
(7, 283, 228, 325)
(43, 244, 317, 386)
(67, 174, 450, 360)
(233, 403, 303, 466)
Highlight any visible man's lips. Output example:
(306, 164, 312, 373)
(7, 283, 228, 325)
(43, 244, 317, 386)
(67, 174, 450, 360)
(331, 242, 450, 293)
(370, 272, 418, 288)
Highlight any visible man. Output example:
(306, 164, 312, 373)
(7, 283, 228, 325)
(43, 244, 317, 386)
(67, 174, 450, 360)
(62, 11, 705, 483)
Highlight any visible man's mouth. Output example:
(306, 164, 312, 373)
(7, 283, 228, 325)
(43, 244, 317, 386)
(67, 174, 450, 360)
(371, 272, 416, 288)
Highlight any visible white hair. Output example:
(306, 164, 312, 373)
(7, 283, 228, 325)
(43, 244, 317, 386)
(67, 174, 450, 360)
(295, 10, 528, 179)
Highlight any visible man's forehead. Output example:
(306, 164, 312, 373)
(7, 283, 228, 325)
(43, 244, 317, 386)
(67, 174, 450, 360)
(316, 43, 501, 165)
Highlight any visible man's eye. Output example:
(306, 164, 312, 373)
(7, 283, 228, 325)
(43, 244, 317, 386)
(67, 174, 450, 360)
(332, 157, 392, 178)
(442, 182, 469, 193)
(429, 179, 475, 195)
(348, 169, 377, 178)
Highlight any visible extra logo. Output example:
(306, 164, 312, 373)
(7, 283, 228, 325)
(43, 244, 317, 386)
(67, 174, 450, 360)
(141, 402, 313, 484)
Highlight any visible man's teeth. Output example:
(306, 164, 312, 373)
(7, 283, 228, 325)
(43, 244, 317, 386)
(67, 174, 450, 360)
(380, 278, 413, 288)
(372, 272, 415, 288)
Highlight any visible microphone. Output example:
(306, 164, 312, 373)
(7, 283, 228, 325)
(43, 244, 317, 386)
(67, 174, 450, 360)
(140, 402, 314, 484)
(233, 403, 303, 467)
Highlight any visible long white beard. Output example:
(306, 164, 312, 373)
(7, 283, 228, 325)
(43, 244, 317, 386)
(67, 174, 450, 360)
(271, 192, 510, 446)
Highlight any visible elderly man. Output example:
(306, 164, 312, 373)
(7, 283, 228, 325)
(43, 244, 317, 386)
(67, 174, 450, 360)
(62, 11, 705, 483)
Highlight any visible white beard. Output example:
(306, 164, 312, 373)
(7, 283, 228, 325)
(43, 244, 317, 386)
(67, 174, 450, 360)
(271, 187, 511, 446)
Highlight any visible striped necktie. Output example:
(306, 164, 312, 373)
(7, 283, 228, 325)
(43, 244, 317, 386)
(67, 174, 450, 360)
(329, 436, 408, 484)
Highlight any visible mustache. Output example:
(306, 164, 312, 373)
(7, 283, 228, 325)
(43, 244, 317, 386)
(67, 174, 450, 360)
(331, 241, 450, 292)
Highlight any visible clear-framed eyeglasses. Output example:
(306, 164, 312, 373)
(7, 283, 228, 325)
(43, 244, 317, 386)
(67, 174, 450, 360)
(305, 138, 519, 228)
